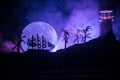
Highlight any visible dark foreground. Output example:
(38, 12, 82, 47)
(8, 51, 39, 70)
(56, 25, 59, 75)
(0, 32, 120, 79)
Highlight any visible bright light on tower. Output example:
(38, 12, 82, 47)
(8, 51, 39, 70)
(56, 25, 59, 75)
(99, 10, 114, 21)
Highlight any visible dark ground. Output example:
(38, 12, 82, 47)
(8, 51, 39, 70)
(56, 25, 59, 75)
(0, 31, 120, 79)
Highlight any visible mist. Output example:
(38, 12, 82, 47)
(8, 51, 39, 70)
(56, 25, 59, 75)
(23, 0, 79, 38)
(56, 0, 99, 50)
(22, 0, 100, 50)
(0, 0, 120, 52)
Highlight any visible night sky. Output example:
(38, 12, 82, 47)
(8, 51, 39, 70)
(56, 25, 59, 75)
(0, 0, 120, 52)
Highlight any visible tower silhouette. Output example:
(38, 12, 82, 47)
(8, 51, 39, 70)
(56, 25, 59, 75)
(99, 10, 114, 36)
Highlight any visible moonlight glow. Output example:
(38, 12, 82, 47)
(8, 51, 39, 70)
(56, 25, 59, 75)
(21, 21, 57, 52)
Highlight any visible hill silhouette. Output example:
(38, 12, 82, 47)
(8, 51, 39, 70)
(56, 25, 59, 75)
(0, 31, 120, 79)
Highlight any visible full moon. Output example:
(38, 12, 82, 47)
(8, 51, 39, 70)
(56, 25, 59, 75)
(21, 21, 57, 52)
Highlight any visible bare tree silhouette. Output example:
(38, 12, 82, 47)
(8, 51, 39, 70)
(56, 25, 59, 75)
(12, 36, 26, 53)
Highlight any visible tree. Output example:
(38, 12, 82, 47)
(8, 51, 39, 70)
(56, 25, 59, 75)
(61, 28, 70, 49)
(73, 29, 82, 44)
(81, 26, 92, 43)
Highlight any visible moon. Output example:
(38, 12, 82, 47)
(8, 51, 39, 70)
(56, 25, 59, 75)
(21, 21, 57, 52)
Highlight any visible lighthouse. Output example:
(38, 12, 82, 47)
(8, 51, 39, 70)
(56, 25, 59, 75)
(99, 10, 114, 36)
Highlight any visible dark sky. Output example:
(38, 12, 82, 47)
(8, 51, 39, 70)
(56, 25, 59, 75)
(98, 0, 120, 10)
(0, 0, 120, 41)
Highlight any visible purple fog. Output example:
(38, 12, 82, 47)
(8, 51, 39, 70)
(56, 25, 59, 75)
(0, 0, 120, 52)
(24, 0, 100, 50)
(56, 0, 99, 50)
